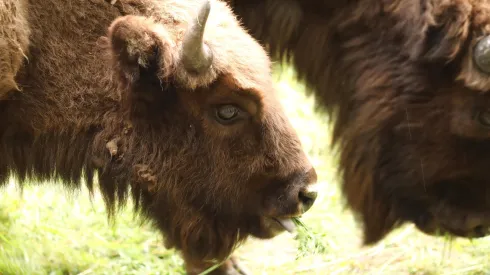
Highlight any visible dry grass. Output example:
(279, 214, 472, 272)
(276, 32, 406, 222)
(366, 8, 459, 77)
(1, 65, 490, 275)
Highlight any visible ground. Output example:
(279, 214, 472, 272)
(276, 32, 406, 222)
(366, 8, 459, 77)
(1, 65, 490, 275)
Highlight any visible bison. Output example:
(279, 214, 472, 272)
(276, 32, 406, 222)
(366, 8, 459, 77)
(0, 0, 319, 274)
(228, 0, 490, 244)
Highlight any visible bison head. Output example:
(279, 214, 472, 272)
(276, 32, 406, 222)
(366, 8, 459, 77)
(327, 1, 490, 244)
(97, 0, 318, 268)
(227, 0, 490, 245)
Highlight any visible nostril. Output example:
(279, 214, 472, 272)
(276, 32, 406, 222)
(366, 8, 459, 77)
(298, 190, 318, 212)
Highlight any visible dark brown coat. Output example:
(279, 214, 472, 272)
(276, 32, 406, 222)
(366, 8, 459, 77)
(229, 0, 490, 244)
(0, 0, 318, 274)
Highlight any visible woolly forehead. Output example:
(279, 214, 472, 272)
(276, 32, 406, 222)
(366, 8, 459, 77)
(439, 1, 490, 92)
(169, 0, 273, 92)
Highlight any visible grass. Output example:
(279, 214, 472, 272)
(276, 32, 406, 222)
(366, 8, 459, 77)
(1, 65, 490, 274)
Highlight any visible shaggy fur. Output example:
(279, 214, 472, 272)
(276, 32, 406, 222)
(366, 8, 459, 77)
(0, 0, 29, 99)
(229, 0, 490, 244)
(0, 0, 319, 274)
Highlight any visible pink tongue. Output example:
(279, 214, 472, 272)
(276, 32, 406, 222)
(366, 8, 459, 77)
(277, 218, 296, 233)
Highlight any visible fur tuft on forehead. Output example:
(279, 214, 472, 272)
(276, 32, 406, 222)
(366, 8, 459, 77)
(170, 0, 272, 90)
(456, 1, 490, 92)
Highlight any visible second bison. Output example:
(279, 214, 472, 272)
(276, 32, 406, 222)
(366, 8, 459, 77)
(0, 0, 318, 274)
(229, 0, 490, 244)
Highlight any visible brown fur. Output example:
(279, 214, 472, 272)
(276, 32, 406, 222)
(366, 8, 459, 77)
(229, 0, 490, 244)
(0, 0, 318, 274)
(0, 0, 29, 99)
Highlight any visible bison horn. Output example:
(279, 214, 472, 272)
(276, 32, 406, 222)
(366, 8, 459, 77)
(181, 0, 213, 74)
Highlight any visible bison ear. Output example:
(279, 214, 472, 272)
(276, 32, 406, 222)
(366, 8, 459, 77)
(108, 15, 176, 87)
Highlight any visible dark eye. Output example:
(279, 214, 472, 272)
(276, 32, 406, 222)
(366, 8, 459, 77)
(215, 104, 242, 124)
(476, 110, 490, 127)
(474, 36, 490, 73)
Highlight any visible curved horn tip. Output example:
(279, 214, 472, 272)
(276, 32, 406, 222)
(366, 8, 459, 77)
(198, 0, 211, 22)
(181, 0, 214, 74)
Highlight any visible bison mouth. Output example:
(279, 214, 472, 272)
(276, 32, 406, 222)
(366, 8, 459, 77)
(410, 201, 490, 239)
(415, 214, 490, 239)
(271, 217, 296, 233)
(413, 179, 490, 239)
(248, 216, 299, 239)
(416, 210, 490, 239)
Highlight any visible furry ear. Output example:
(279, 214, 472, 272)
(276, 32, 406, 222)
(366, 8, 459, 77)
(108, 15, 176, 88)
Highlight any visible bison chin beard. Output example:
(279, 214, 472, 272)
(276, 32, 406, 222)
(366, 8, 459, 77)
(245, 216, 294, 239)
(150, 203, 246, 264)
(147, 197, 297, 267)
(144, 198, 288, 266)
(160, 212, 293, 259)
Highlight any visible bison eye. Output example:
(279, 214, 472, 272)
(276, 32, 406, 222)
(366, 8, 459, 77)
(476, 110, 490, 127)
(215, 104, 242, 124)
(474, 36, 490, 73)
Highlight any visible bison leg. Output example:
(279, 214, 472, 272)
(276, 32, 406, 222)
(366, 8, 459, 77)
(185, 256, 251, 275)
(0, 0, 30, 100)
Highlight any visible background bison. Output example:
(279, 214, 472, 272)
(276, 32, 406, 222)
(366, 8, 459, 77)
(228, 0, 490, 244)
(0, 0, 319, 274)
